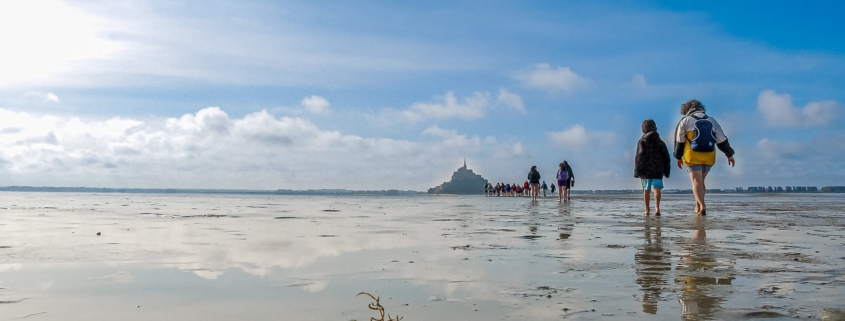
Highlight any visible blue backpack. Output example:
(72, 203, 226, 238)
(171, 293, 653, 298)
(689, 115, 716, 152)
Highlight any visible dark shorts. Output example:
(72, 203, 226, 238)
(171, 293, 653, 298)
(558, 179, 571, 189)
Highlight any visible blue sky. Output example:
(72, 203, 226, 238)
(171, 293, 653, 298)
(0, 0, 843, 191)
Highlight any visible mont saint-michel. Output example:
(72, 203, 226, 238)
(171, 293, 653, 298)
(428, 161, 489, 195)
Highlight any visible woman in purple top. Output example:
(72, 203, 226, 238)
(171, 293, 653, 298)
(557, 161, 575, 202)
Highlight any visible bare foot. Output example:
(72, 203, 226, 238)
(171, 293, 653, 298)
(644, 210, 650, 216)
(655, 211, 661, 216)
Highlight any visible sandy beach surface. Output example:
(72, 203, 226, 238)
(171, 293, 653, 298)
(0, 192, 843, 320)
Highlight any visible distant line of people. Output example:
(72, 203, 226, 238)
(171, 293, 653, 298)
(483, 160, 575, 203)
(480, 99, 737, 217)
(484, 181, 532, 197)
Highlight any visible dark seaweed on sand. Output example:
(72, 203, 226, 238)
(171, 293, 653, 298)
(356, 292, 403, 321)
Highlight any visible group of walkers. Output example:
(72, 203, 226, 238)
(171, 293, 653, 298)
(527, 162, 575, 202)
(482, 99, 736, 217)
(483, 160, 575, 203)
(485, 182, 533, 198)
(634, 99, 735, 216)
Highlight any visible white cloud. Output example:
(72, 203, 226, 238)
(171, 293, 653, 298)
(756, 138, 806, 159)
(46, 93, 60, 103)
(23, 91, 61, 103)
(0, 107, 526, 190)
(388, 90, 526, 123)
(547, 125, 615, 149)
(404, 92, 490, 122)
(421, 125, 485, 156)
(515, 63, 588, 92)
(757, 90, 839, 128)
(631, 74, 647, 90)
(301, 95, 330, 114)
(421, 125, 456, 138)
(497, 88, 525, 113)
(739, 136, 845, 187)
(493, 141, 525, 159)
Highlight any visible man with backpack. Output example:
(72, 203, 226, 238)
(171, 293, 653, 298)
(673, 99, 736, 216)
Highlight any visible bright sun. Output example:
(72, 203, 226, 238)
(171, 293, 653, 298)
(0, 0, 119, 86)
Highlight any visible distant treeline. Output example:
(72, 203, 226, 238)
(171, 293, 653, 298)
(739, 186, 819, 193)
(483, 188, 844, 195)
(1, 185, 842, 195)
(0, 186, 419, 196)
(583, 186, 845, 194)
(536, 187, 845, 195)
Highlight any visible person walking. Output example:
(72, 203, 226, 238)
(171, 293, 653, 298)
(635, 119, 671, 216)
(673, 99, 735, 216)
(527, 165, 541, 201)
(541, 181, 548, 198)
(557, 161, 575, 202)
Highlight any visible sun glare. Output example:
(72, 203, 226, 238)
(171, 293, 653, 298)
(0, 0, 119, 86)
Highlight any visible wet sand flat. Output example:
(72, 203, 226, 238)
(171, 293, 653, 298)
(0, 192, 843, 320)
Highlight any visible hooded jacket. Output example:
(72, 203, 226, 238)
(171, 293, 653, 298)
(634, 131, 671, 179)
(527, 169, 541, 184)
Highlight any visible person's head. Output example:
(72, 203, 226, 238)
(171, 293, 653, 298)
(562, 160, 569, 167)
(642, 119, 657, 134)
(559, 162, 564, 169)
(680, 99, 705, 115)
(530, 165, 537, 171)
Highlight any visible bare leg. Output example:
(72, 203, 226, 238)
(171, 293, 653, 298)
(699, 171, 708, 214)
(643, 189, 651, 215)
(558, 187, 563, 202)
(654, 188, 662, 215)
(689, 171, 706, 215)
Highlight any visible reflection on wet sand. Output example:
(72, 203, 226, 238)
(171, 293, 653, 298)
(634, 216, 670, 314)
(676, 217, 736, 321)
(556, 205, 573, 240)
(1, 192, 844, 320)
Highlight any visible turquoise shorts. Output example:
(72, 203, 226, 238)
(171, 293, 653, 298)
(641, 178, 664, 190)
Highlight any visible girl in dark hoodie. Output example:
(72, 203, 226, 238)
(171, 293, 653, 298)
(527, 165, 541, 201)
(635, 119, 671, 216)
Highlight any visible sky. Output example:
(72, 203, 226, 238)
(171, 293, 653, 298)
(1, 0, 844, 191)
